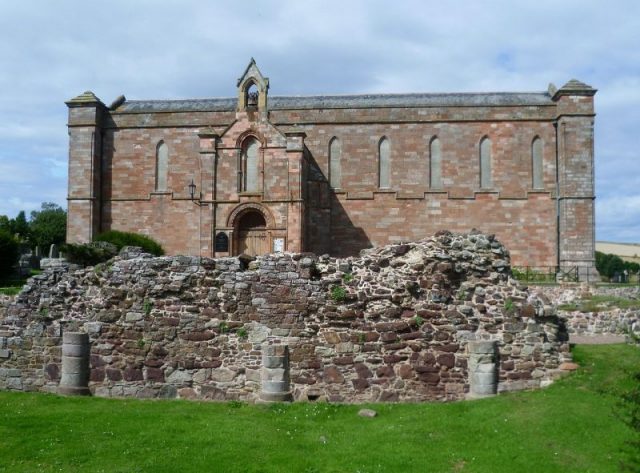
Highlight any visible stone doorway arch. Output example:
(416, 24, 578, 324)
(237, 210, 267, 256)
(228, 204, 275, 256)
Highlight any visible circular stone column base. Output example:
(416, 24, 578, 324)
(58, 386, 91, 396)
(258, 391, 293, 403)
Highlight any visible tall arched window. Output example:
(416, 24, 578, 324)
(429, 137, 442, 188)
(479, 137, 492, 188)
(329, 137, 341, 188)
(532, 137, 543, 189)
(242, 137, 260, 192)
(155, 141, 168, 191)
(378, 137, 390, 188)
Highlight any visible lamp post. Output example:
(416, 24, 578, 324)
(188, 179, 197, 201)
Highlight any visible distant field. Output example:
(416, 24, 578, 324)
(597, 241, 640, 264)
(0, 344, 638, 473)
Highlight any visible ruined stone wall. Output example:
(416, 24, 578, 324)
(536, 285, 640, 337)
(1, 232, 571, 401)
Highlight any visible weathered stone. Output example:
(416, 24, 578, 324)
(45, 363, 59, 380)
(211, 368, 236, 382)
(178, 387, 197, 399)
(201, 385, 225, 400)
(352, 378, 369, 390)
(335, 342, 354, 353)
(125, 312, 144, 322)
(355, 363, 373, 379)
(397, 364, 414, 379)
(145, 367, 165, 382)
(245, 368, 261, 382)
(436, 353, 455, 369)
(180, 331, 215, 341)
(323, 366, 344, 384)
(376, 365, 394, 378)
(248, 323, 270, 343)
(358, 408, 377, 418)
(418, 372, 440, 384)
(379, 390, 399, 402)
(167, 370, 192, 384)
(106, 368, 122, 381)
(323, 331, 341, 344)
(123, 368, 144, 382)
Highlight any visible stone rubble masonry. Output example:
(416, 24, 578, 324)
(535, 285, 640, 338)
(65, 65, 598, 279)
(0, 232, 574, 402)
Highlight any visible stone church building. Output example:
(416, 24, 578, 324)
(66, 59, 597, 279)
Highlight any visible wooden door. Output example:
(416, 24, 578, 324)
(238, 230, 268, 256)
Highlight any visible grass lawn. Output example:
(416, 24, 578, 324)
(1, 344, 639, 473)
(0, 280, 25, 296)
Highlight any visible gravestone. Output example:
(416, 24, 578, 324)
(49, 244, 59, 259)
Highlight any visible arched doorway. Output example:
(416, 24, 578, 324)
(236, 210, 268, 256)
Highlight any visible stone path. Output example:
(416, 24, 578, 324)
(570, 334, 628, 345)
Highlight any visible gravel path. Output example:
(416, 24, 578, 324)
(569, 334, 628, 345)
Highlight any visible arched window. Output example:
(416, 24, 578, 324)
(532, 137, 543, 189)
(329, 137, 341, 188)
(479, 137, 492, 188)
(242, 137, 260, 192)
(378, 137, 390, 188)
(429, 137, 442, 188)
(155, 141, 168, 191)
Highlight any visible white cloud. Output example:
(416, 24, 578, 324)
(597, 195, 640, 243)
(0, 0, 638, 243)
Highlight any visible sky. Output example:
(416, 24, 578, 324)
(0, 0, 638, 242)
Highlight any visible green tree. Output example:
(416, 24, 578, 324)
(595, 251, 625, 280)
(29, 203, 67, 252)
(0, 229, 19, 278)
(0, 215, 10, 234)
(624, 261, 640, 274)
(11, 211, 30, 242)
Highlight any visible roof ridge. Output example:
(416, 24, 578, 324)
(125, 91, 550, 103)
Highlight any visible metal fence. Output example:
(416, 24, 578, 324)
(512, 266, 640, 284)
(511, 266, 578, 283)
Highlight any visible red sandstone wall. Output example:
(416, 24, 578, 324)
(103, 128, 200, 201)
(298, 121, 557, 197)
(326, 192, 556, 266)
(71, 103, 563, 265)
(298, 120, 558, 265)
(104, 197, 203, 256)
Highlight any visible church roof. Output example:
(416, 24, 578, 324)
(115, 92, 554, 113)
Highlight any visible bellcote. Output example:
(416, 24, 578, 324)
(237, 58, 269, 112)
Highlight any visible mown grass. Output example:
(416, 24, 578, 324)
(0, 285, 21, 296)
(0, 344, 639, 473)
